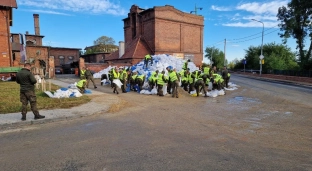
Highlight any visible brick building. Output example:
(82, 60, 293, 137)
(0, 0, 17, 68)
(106, 5, 204, 66)
(0, 4, 81, 77)
(11, 14, 81, 76)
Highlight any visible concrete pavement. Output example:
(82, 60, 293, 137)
(0, 79, 119, 129)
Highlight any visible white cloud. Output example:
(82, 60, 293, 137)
(22, 9, 72, 16)
(17, 0, 127, 15)
(211, 5, 231, 11)
(222, 21, 279, 28)
(242, 15, 277, 21)
(236, 0, 288, 15)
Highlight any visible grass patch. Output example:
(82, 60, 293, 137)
(0, 81, 91, 114)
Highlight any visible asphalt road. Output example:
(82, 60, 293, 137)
(0, 75, 311, 171)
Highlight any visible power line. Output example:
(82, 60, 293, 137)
(207, 39, 224, 47)
(227, 29, 279, 44)
(228, 25, 279, 41)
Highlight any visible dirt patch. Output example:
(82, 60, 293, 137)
(108, 99, 133, 113)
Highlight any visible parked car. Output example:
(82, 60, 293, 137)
(55, 67, 63, 74)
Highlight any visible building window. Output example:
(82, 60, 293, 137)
(59, 55, 65, 65)
(68, 56, 74, 60)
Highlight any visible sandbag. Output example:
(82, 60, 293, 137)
(113, 79, 123, 88)
(151, 87, 158, 95)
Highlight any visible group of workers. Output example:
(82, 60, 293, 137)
(100, 60, 231, 98)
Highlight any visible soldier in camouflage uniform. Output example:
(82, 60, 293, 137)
(16, 63, 45, 121)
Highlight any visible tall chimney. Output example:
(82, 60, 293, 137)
(33, 14, 40, 35)
(119, 41, 125, 58)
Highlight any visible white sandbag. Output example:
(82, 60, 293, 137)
(224, 87, 237, 91)
(113, 79, 123, 88)
(151, 87, 158, 95)
(68, 83, 77, 89)
(44, 91, 56, 98)
(207, 82, 212, 90)
(206, 90, 218, 97)
(144, 91, 152, 95)
(190, 90, 197, 95)
(228, 82, 239, 87)
(140, 90, 146, 94)
(218, 90, 225, 96)
(162, 85, 167, 95)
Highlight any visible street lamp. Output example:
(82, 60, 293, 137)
(190, 4, 203, 15)
(251, 19, 264, 76)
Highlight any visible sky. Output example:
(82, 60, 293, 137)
(10, 0, 296, 63)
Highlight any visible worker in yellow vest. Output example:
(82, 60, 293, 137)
(76, 78, 87, 94)
(194, 71, 208, 97)
(144, 54, 153, 69)
(112, 67, 120, 94)
(119, 67, 128, 93)
(182, 59, 191, 70)
(166, 66, 172, 94)
(148, 70, 159, 90)
(135, 74, 146, 91)
(187, 70, 194, 93)
(130, 71, 138, 91)
(157, 70, 168, 96)
(212, 73, 223, 90)
(180, 68, 189, 91)
(222, 66, 229, 88)
(80, 67, 86, 79)
(169, 68, 180, 98)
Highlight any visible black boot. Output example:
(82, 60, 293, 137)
(21, 114, 26, 121)
(34, 114, 45, 120)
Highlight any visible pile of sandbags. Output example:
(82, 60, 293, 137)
(44, 88, 82, 98)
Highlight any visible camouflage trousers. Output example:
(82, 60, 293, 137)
(86, 76, 96, 88)
(20, 91, 39, 116)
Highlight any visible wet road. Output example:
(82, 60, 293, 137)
(0, 75, 311, 171)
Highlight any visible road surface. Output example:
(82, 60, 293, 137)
(0, 75, 311, 171)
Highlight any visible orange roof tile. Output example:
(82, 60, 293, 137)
(105, 36, 153, 62)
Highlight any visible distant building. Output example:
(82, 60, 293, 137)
(106, 4, 204, 66)
(0, 4, 82, 77)
(80, 52, 111, 63)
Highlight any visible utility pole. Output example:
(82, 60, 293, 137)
(190, 4, 203, 15)
(252, 19, 264, 76)
(224, 39, 226, 66)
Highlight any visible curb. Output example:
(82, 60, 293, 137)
(0, 80, 119, 130)
(234, 73, 312, 88)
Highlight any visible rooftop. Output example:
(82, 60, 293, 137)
(0, 0, 17, 8)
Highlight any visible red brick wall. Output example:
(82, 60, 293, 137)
(0, 8, 11, 67)
(123, 5, 204, 66)
(49, 48, 80, 67)
(25, 35, 43, 46)
(155, 20, 179, 51)
(143, 19, 155, 50)
(26, 46, 49, 64)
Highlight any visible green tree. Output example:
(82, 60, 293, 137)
(84, 36, 117, 54)
(238, 43, 299, 72)
(204, 47, 226, 69)
(94, 36, 115, 45)
(277, 0, 312, 70)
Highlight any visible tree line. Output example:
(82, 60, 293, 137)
(205, 0, 312, 72)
